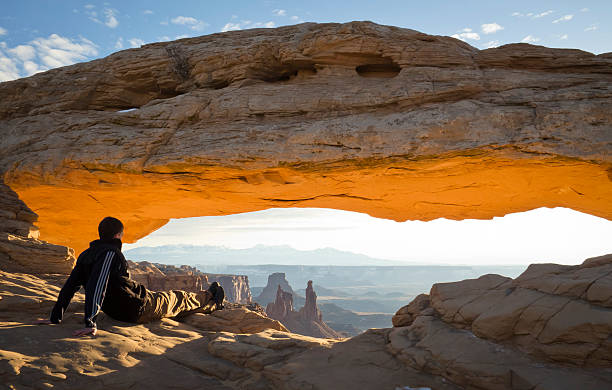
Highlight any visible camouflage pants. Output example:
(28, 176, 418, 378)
(137, 289, 215, 323)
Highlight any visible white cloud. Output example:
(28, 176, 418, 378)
(484, 40, 500, 48)
(552, 14, 573, 23)
(160, 21, 169, 26)
(451, 28, 480, 41)
(171, 16, 208, 31)
(273, 9, 287, 16)
(222, 22, 242, 32)
(0, 27, 7, 36)
(104, 8, 119, 28)
(84, 4, 95, 9)
(143, 10, 154, 15)
(0, 52, 21, 81)
(175, 34, 190, 40)
(559, 34, 568, 40)
(221, 20, 275, 32)
(512, 10, 554, 19)
(0, 34, 98, 81)
(31, 34, 98, 68)
(158, 36, 170, 42)
(521, 35, 540, 43)
(581, 8, 589, 12)
(114, 37, 123, 49)
(533, 10, 553, 18)
(481, 23, 503, 34)
(585, 25, 598, 32)
(128, 38, 145, 48)
(8, 45, 36, 61)
(291, 16, 299, 21)
(171, 16, 197, 25)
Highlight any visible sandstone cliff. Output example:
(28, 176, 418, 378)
(0, 180, 75, 274)
(266, 281, 342, 339)
(127, 260, 252, 303)
(0, 21, 609, 254)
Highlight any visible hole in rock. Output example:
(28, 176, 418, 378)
(355, 62, 401, 78)
(249, 61, 318, 83)
(122, 206, 612, 333)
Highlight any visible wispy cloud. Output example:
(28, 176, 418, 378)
(291, 15, 299, 21)
(84, 4, 95, 10)
(481, 23, 503, 34)
(533, 10, 553, 18)
(0, 33, 98, 81)
(221, 20, 275, 32)
(451, 28, 480, 41)
(559, 34, 568, 40)
(484, 40, 500, 48)
(171, 16, 208, 31)
(143, 10, 154, 15)
(114, 37, 123, 49)
(580, 8, 589, 12)
(512, 10, 554, 19)
(273, 9, 287, 16)
(0, 26, 7, 36)
(552, 14, 573, 23)
(85, 6, 119, 28)
(128, 38, 145, 48)
(585, 24, 598, 31)
(104, 8, 119, 28)
(521, 35, 540, 43)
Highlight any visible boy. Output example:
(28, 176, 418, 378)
(40, 216, 224, 336)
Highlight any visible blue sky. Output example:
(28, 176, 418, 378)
(1, 1, 610, 81)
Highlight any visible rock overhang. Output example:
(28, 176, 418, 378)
(0, 21, 610, 254)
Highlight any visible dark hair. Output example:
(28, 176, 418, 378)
(98, 217, 124, 240)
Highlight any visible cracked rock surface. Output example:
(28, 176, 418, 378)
(0, 21, 610, 253)
(392, 253, 612, 389)
(0, 270, 455, 390)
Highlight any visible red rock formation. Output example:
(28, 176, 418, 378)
(266, 285, 294, 320)
(256, 272, 296, 306)
(0, 22, 610, 255)
(127, 260, 252, 303)
(266, 280, 342, 339)
(0, 180, 74, 274)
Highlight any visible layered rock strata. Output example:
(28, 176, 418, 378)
(391, 253, 612, 389)
(127, 260, 252, 303)
(3, 255, 612, 389)
(0, 181, 75, 274)
(266, 281, 342, 338)
(0, 22, 609, 254)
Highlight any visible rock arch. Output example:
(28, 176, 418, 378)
(0, 21, 610, 258)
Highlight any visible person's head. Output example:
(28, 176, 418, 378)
(98, 217, 124, 240)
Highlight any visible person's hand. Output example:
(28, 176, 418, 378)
(73, 327, 97, 337)
(33, 319, 53, 325)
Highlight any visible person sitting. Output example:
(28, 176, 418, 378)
(39, 216, 224, 336)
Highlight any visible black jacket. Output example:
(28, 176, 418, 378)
(50, 238, 148, 328)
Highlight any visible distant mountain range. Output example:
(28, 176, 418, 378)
(124, 244, 407, 266)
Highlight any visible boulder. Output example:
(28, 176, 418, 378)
(393, 254, 612, 368)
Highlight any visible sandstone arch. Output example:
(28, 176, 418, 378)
(0, 21, 610, 256)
